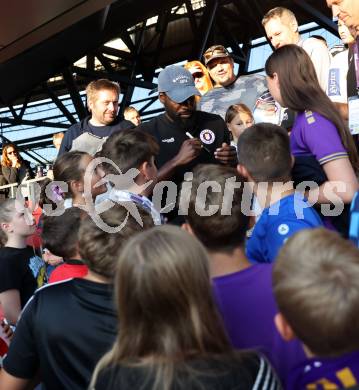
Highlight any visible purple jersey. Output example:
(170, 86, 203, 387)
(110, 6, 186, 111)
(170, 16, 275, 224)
(213, 264, 306, 385)
(286, 350, 359, 389)
(290, 111, 349, 234)
(291, 110, 347, 165)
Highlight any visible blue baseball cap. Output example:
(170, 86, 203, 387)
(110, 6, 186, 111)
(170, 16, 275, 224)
(158, 65, 200, 103)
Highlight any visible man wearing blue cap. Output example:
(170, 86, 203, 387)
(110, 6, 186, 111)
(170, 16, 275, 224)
(137, 65, 237, 187)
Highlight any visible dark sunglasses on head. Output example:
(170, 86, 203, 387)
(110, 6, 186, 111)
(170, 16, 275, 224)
(203, 45, 229, 62)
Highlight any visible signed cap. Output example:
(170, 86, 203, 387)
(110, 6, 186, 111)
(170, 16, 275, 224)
(158, 65, 200, 103)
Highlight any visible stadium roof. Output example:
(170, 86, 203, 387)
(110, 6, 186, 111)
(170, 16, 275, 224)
(0, 0, 337, 163)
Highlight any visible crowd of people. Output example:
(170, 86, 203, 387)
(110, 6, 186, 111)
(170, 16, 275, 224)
(0, 1, 359, 389)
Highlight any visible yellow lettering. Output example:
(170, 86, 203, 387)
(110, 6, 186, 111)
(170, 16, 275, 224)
(336, 367, 357, 387)
(306, 379, 338, 389)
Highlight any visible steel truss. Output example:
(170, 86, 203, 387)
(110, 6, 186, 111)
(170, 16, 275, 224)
(0, 0, 337, 162)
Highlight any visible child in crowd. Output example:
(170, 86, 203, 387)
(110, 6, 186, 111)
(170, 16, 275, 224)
(97, 129, 162, 224)
(49, 150, 107, 210)
(225, 103, 254, 147)
(237, 123, 323, 263)
(0, 199, 46, 325)
(90, 225, 280, 390)
(273, 228, 359, 389)
(183, 164, 305, 384)
(123, 106, 141, 126)
(38, 151, 107, 274)
(41, 207, 88, 283)
(0, 205, 154, 389)
(265, 44, 359, 235)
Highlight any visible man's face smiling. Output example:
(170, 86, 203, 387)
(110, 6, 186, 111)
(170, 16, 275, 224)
(207, 57, 235, 87)
(89, 89, 119, 126)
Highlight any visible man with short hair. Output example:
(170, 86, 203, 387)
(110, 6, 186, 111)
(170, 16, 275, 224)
(327, 19, 356, 122)
(58, 79, 133, 156)
(262, 7, 331, 91)
(327, 0, 359, 37)
(137, 65, 236, 187)
(199, 45, 282, 126)
(327, 0, 359, 140)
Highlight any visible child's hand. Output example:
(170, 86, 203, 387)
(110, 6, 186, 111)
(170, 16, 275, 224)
(43, 249, 63, 266)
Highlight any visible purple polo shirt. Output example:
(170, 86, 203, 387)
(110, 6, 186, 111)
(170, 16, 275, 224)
(212, 264, 306, 385)
(287, 350, 359, 389)
(291, 110, 347, 165)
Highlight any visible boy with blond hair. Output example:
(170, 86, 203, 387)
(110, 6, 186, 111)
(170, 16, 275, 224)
(273, 228, 359, 388)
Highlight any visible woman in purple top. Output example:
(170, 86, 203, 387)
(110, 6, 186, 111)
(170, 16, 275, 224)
(265, 44, 359, 235)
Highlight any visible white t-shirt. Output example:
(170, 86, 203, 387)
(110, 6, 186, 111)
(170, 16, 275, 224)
(327, 49, 349, 104)
(299, 37, 332, 91)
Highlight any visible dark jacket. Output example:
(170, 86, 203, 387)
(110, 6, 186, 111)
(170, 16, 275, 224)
(58, 116, 134, 157)
(2, 160, 34, 184)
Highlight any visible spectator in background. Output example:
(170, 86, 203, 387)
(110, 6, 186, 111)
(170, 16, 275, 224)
(273, 228, 359, 388)
(124, 106, 141, 126)
(199, 45, 282, 126)
(52, 132, 64, 151)
(327, 19, 356, 122)
(90, 225, 280, 390)
(1, 144, 34, 185)
(184, 60, 213, 99)
(58, 79, 133, 156)
(327, 0, 359, 143)
(262, 7, 331, 91)
(225, 103, 254, 147)
(327, 0, 359, 38)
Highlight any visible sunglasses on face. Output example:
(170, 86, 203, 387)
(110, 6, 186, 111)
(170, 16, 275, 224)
(192, 72, 204, 79)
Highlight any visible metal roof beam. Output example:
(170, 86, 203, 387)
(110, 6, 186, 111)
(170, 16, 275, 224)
(62, 68, 87, 120)
(292, 0, 338, 36)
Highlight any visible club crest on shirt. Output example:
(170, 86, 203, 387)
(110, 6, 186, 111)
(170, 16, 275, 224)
(278, 224, 289, 235)
(199, 129, 215, 144)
